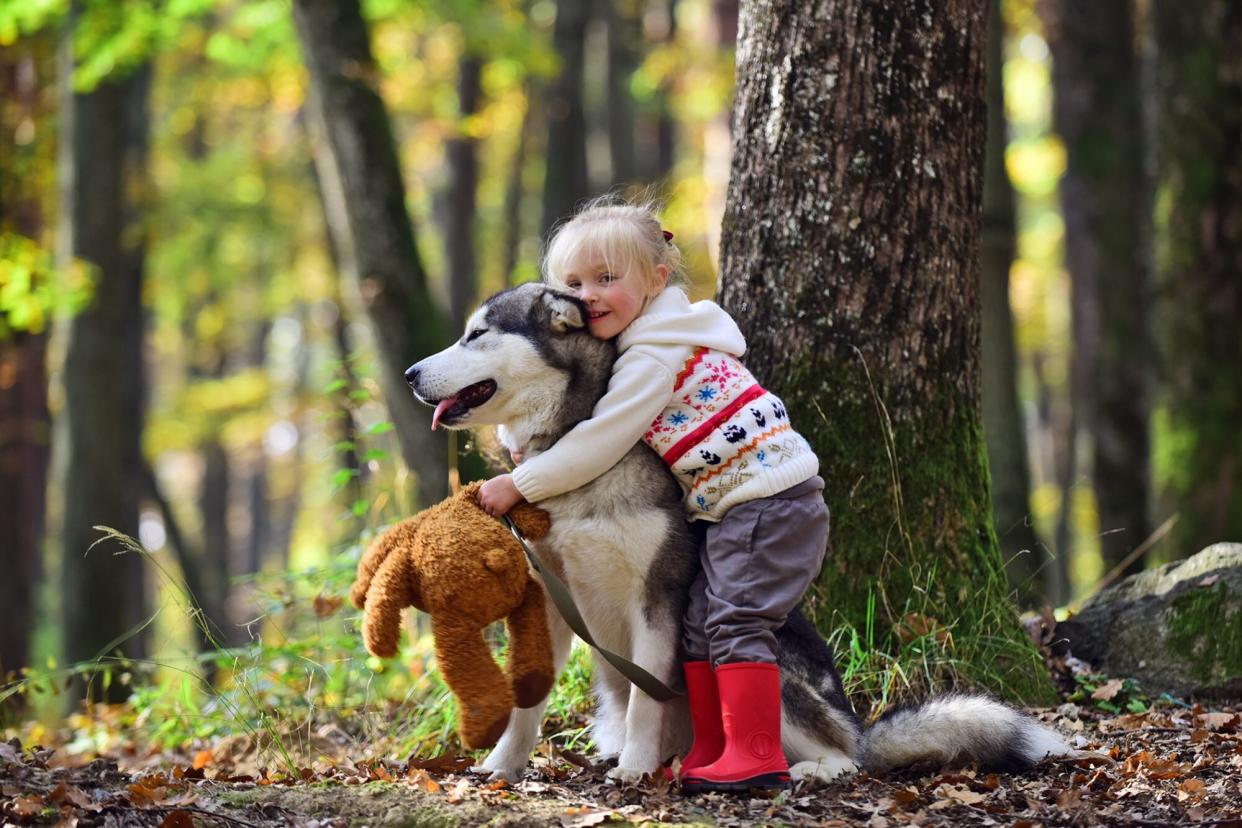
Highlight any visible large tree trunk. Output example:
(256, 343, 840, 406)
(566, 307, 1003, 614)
(1151, 0, 1242, 560)
(444, 55, 482, 333)
(58, 30, 151, 699)
(293, 0, 450, 509)
(980, 0, 1046, 607)
(718, 0, 1051, 700)
(0, 42, 52, 702)
(540, 0, 590, 238)
(1044, 0, 1152, 576)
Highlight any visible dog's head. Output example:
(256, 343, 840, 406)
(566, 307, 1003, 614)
(405, 283, 614, 438)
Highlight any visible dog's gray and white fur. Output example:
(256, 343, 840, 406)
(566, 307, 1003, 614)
(407, 283, 1069, 783)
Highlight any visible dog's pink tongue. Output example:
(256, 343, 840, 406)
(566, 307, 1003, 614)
(431, 397, 457, 431)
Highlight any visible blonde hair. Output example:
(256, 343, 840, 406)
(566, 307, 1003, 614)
(542, 195, 688, 299)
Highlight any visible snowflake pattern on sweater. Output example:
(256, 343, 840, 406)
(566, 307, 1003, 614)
(643, 347, 818, 521)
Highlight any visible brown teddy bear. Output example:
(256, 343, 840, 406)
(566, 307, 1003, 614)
(350, 481, 555, 749)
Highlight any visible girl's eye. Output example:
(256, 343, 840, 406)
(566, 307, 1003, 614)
(600, 272, 614, 283)
(566, 281, 581, 290)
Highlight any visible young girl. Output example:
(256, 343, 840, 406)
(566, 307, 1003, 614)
(478, 198, 828, 793)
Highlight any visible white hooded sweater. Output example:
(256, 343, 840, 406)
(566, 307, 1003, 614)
(509, 287, 818, 521)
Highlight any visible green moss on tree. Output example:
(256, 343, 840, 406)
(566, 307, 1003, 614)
(782, 346, 1055, 704)
(1168, 583, 1242, 683)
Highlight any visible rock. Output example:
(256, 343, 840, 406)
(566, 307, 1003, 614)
(1056, 543, 1242, 698)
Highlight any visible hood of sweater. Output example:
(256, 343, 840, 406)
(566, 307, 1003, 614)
(617, 287, 747, 356)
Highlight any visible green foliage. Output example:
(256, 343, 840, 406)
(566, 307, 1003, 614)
(1068, 674, 1151, 715)
(2, 526, 599, 767)
(0, 233, 92, 337)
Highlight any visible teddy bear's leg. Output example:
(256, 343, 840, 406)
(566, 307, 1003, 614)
(473, 604, 574, 781)
(504, 580, 555, 708)
(430, 614, 515, 750)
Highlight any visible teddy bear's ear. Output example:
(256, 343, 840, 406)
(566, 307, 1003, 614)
(540, 290, 586, 333)
(510, 503, 552, 540)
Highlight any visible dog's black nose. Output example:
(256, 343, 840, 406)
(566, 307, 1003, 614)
(404, 364, 420, 385)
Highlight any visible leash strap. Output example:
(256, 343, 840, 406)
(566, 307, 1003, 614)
(500, 514, 683, 701)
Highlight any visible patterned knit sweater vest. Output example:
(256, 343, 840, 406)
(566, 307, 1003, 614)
(643, 347, 819, 521)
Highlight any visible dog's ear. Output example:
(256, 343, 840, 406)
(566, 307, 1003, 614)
(541, 291, 586, 333)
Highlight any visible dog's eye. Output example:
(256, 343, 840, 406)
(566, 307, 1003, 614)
(465, 327, 487, 343)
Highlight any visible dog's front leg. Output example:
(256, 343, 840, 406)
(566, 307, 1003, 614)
(473, 605, 574, 781)
(608, 617, 678, 782)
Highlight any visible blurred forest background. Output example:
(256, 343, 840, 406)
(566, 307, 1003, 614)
(0, 0, 1238, 753)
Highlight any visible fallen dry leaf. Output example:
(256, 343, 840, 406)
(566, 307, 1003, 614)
(1197, 711, 1239, 731)
(1177, 778, 1207, 802)
(407, 768, 443, 793)
(407, 753, 473, 774)
(562, 807, 619, 827)
(192, 749, 213, 770)
(1092, 678, 1124, 701)
(159, 810, 195, 828)
(313, 593, 344, 617)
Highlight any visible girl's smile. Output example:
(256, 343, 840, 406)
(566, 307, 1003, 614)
(562, 252, 669, 340)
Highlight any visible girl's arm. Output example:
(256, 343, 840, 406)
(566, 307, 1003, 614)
(508, 351, 676, 503)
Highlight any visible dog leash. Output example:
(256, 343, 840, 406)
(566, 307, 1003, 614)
(499, 514, 683, 702)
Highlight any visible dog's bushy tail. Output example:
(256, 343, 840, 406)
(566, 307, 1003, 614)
(860, 693, 1071, 773)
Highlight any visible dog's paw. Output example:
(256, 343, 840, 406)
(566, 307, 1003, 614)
(606, 765, 654, 784)
(789, 754, 858, 784)
(469, 763, 524, 783)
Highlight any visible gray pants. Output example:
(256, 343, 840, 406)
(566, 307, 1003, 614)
(682, 476, 829, 665)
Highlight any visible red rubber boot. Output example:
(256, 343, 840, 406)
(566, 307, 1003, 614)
(678, 662, 725, 778)
(680, 662, 790, 793)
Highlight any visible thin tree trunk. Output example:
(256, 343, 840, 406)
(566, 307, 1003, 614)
(242, 321, 270, 576)
(58, 22, 151, 699)
(500, 88, 534, 287)
(444, 55, 482, 334)
(718, 0, 1052, 700)
(293, 0, 450, 509)
(654, 0, 680, 182)
(1151, 0, 1242, 559)
(980, 0, 1046, 608)
(0, 42, 51, 704)
(606, 0, 639, 187)
(703, 0, 733, 268)
(540, 0, 590, 238)
(1043, 0, 1151, 576)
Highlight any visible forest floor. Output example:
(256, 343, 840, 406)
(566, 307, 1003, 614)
(2, 700, 1240, 828)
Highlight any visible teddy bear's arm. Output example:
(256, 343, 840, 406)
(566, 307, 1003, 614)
(359, 541, 421, 659)
(350, 513, 428, 609)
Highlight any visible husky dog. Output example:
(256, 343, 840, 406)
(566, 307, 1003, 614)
(406, 283, 1069, 783)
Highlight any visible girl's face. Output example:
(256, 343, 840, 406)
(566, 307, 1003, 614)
(561, 252, 668, 340)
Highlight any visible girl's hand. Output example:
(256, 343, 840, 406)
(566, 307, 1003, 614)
(479, 474, 525, 517)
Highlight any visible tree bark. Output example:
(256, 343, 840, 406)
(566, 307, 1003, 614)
(58, 25, 151, 699)
(444, 55, 482, 333)
(1151, 0, 1242, 560)
(718, 0, 1051, 699)
(293, 0, 450, 509)
(0, 42, 52, 701)
(1043, 0, 1152, 576)
(606, 0, 639, 187)
(501, 88, 535, 287)
(540, 0, 591, 238)
(980, 0, 1046, 607)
